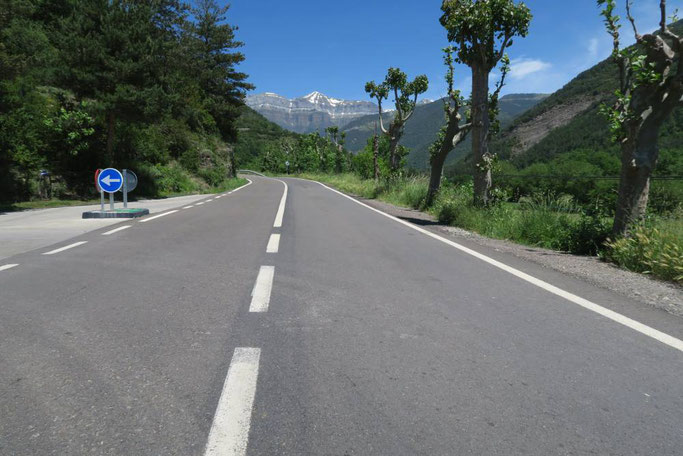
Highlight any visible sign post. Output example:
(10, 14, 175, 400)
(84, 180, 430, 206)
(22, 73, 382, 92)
(97, 168, 123, 212)
(95, 169, 104, 211)
(84, 168, 147, 219)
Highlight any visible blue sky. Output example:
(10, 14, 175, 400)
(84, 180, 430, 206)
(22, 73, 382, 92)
(228, 0, 680, 101)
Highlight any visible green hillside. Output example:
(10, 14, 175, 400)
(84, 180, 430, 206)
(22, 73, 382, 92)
(459, 20, 683, 172)
(342, 94, 547, 169)
(234, 106, 299, 169)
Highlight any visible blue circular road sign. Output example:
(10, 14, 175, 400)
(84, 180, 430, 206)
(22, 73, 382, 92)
(97, 168, 123, 193)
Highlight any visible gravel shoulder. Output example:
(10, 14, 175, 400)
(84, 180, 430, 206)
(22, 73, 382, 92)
(356, 196, 683, 318)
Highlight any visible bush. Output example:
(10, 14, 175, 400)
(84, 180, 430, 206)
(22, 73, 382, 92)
(565, 215, 612, 255)
(603, 226, 683, 283)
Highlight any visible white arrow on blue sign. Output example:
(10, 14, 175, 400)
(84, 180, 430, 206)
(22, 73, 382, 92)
(98, 168, 123, 193)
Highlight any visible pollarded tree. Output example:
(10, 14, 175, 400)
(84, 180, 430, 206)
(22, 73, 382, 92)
(440, 0, 531, 206)
(365, 68, 428, 172)
(426, 47, 509, 206)
(598, 0, 683, 235)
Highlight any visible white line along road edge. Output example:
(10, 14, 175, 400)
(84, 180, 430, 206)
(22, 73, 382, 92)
(204, 347, 261, 456)
(273, 180, 288, 228)
(139, 210, 178, 223)
(102, 225, 131, 236)
(42, 241, 88, 255)
(229, 178, 253, 194)
(310, 179, 683, 354)
(250, 266, 274, 312)
(266, 234, 280, 253)
(0, 264, 19, 272)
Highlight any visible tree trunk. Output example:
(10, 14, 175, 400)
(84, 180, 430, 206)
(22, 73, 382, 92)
(373, 134, 379, 181)
(106, 111, 116, 165)
(227, 145, 237, 178)
(612, 123, 660, 236)
(427, 149, 448, 207)
(471, 65, 491, 206)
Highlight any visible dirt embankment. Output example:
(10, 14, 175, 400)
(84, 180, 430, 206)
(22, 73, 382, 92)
(504, 96, 598, 155)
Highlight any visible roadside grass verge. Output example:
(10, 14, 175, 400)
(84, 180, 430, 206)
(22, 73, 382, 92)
(294, 172, 682, 284)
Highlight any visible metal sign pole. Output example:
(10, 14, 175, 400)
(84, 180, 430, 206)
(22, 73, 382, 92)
(100, 189, 104, 211)
(123, 169, 128, 209)
(109, 192, 114, 211)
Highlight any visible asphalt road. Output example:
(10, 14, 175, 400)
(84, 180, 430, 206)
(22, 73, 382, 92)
(1, 176, 682, 455)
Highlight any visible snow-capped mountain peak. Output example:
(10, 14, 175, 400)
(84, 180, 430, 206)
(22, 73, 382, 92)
(246, 91, 378, 134)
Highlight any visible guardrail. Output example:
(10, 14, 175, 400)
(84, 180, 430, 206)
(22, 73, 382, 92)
(238, 169, 266, 177)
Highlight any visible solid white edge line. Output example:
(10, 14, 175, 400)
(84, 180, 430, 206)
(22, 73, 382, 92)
(266, 233, 281, 253)
(42, 241, 88, 255)
(273, 181, 288, 228)
(249, 266, 274, 312)
(139, 210, 179, 223)
(204, 347, 261, 456)
(306, 178, 683, 354)
(183, 205, 194, 209)
(102, 225, 131, 236)
(229, 178, 253, 195)
(0, 264, 19, 271)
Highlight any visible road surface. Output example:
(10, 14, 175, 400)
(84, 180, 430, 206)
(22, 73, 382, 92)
(1, 176, 682, 455)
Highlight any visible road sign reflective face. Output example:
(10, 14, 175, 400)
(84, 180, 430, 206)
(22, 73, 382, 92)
(97, 168, 123, 193)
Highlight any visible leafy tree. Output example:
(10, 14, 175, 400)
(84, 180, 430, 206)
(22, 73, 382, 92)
(598, 0, 683, 235)
(365, 68, 428, 172)
(440, 0, 531, 205)
(187, 0, 254, 176)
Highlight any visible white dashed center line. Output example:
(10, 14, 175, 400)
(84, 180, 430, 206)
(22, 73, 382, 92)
(0, 264, 19, 271)
(266, 234, 280, 253)
(249, 266, 274, 312)
(273, 181, 288, 228)
(204, 347, 261, 456)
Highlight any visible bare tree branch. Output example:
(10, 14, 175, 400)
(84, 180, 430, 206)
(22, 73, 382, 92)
(660, 0, 667, 33)
(377, 98, 388, 135)
(626, 0, 642, 42)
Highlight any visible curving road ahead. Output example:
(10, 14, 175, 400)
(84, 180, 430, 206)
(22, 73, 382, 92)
(1, 176, 682, 455)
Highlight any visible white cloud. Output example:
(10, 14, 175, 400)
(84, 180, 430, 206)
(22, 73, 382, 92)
(587, 38, 600, 60)
(509, 58, 552, 80)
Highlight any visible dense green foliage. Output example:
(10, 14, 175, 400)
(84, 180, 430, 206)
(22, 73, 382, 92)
(0, 0, 251, 202)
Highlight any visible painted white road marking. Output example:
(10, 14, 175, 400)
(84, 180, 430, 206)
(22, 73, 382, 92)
(273, 181, 288, 228)
(42, 241, 88, 255)
(139, 210, 178, 223)
(0, 264, 19, 271)
(102, 225, 131, 236)
(196, 202, 205, 206)
(249, 266, 274, 312)
(183, 205, 194, 209)
(266, 234, 281, 253)
(204, 347, 261, 456)
(312, 179, 683, 354)
(229, 179, 253, 194)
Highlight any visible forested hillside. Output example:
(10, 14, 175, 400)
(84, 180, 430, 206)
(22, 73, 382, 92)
(342, 94, 547, 169)
(443, 20, 683, 211)
(0, 0, 251, 202)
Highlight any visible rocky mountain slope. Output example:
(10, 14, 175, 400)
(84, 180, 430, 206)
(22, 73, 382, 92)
(246, 92, 378, 133)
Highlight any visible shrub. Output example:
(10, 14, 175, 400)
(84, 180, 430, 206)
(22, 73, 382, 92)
(603, 226, 683, 283)
(565, 215, 612, 255)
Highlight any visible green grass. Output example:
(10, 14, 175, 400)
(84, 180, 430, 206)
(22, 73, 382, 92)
(293, 172, 682, 284)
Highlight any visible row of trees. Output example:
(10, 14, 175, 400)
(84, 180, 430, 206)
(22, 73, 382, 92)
(360, 0, 680, 236)
(1, 0, 251, 200)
